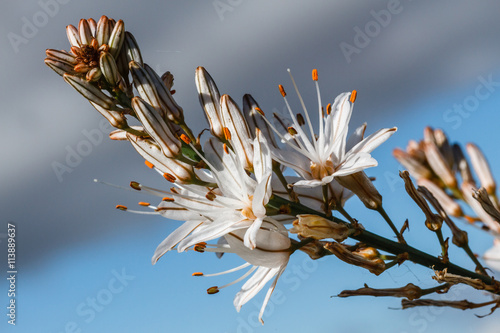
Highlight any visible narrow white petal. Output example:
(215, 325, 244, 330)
(347, 127, 397, 155)
(152, 220, 203, 264)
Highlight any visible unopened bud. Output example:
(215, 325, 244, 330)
(324, 242, 385, 275)
(466, 143, 497, 195)
(290, 215, 353, 241)
(336, 172, 382, 210)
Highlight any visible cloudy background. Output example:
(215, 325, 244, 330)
(2, 0, 500, 332)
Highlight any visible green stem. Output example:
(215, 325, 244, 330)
(435, 229, 448, 262)
(462, 243, 488, 276)
(377, 206, 403, 242)
(269, 195, 495, 286)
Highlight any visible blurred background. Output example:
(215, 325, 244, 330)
(2, 0, 500, 332)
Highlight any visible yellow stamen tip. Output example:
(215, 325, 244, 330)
(130, 181, 141, 191)
(279, 84, 286, 97)
(350, 90, 357, 103)
(207, 286, 219, 294)
(312, 69, 318, 81)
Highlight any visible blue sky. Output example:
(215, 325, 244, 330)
(2, 1, 500, 332)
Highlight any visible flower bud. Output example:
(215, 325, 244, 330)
(108, 19, 125, 58)
(423, 141, 457, 189)
(417, 178, 463, 217)
(290, 214, 352, 241)
(393, 148, 432, 180)
(124, 31, 143, 66)
(89, 101, 128, 129)
(196, 66, 223, 139)
(99, 51, 121, 87)
(96, 15, 111, 46)
(220, 94, 254, 170)
(131, 96, 181, 157)
(336, 172, 382, 210)
(466, 143, 496, 195)
(63, 74, 116, 109)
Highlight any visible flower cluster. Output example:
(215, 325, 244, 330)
(47, 17, 500, 324)
(394, 127, 500, 269)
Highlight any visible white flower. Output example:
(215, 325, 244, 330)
(267, 69, 396, 188)
(151, 129, 274, 264)
(193, 220, 291, 324)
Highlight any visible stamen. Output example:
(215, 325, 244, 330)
(206, 191, 216, 201)
(163, 173, 177, 182)
(312, 69, 318, 81)
(278, 85, 286, 97)
(180, 134, 191, 144)
(350, 90, 357, 103)
(223, 127, 232, 141)
(296, 113, 305, 126)
(326, 103, 332, 115)
(116, 205, 127, 211)
(207, 286, 219, 294)
(200, 262, 251, 277)
(287, 127, 298, 136)
(287, 69, 317, 151)
(144, 160, 154, 169)
(254, 107, 265, 116)
(223, 143, 229, 154)
(170, 89, 176, 95)
(217, 266, 257, 289)
(194, 242, 207, 252)
(138, 202, 150, 207)
(130, 181, 141, 191)
(162, 197, 174, 202)
(192, 272, 203, 276)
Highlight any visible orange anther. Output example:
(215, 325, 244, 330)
(180, 134, 191, 144)
(192, 272, 203, 277)
(254, 107, 265, 116)
(350, 90, 357, 103)
(162, 197, 174, 202)
(163, 173, 177, 182)
(326, 103, 332, 115)
(279, 84, 286, 97)
(138, 202, 150, 207)
(312, 69, 318, 81)
(223, 127, 231, 141)
(115, 205, 127, 211)
(144, 160, 154, 169)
